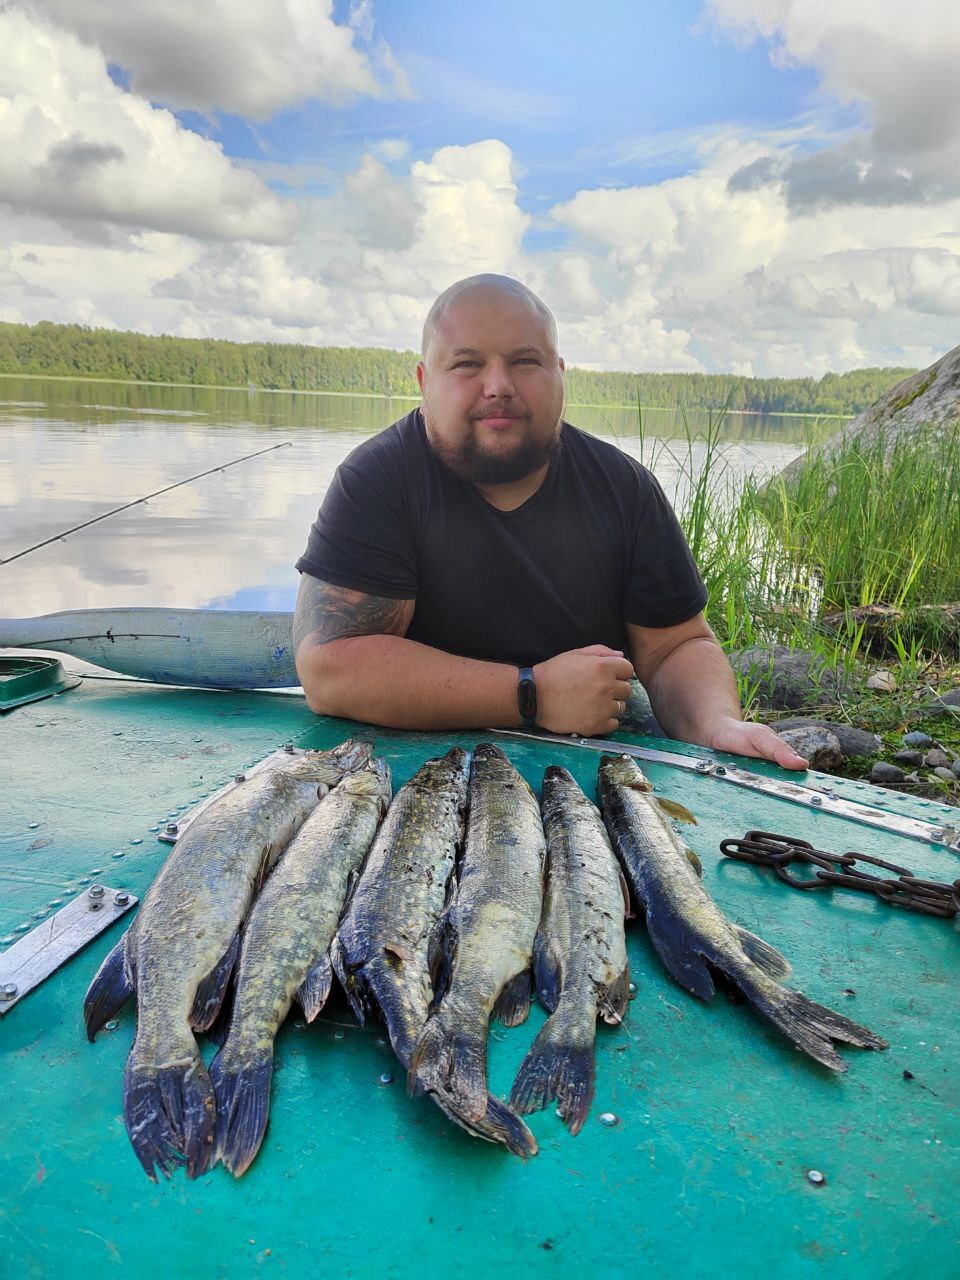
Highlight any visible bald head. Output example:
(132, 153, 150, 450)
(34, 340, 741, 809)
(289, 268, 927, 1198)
(421, 274, 558, 365)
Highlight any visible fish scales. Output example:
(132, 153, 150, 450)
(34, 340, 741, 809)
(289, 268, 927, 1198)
(408, 743, 545, 1125)
(331, 747, 537, 1157)
(210, 757, 392, 1176)
(510, 766, 629, 1134)
(83, 739, 372, 1181)
(598, 754, 887, 1072)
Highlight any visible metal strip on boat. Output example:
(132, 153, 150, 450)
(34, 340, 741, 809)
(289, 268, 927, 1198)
(0, 885, 138, 1014)
(489, 728, 960, 853)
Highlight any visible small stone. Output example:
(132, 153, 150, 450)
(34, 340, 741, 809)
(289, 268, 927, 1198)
(871, 762, 906, 784)
(924, 748, 949, 769)
(777, 726, 843, 771)
(903, 731, 933, 748)
(893, 750, 923, 767)
(932, 767, 956, 783)
(952, 761, 960, 779)
(866, 670, 897, 692)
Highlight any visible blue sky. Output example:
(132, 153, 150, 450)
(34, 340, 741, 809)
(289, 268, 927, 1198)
(1, 1, 957, 376)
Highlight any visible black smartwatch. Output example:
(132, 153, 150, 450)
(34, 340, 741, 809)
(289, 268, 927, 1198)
(517, 666, 537, 728)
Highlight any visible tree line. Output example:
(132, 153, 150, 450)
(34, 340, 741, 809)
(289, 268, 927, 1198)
(0, 320, 915, 415)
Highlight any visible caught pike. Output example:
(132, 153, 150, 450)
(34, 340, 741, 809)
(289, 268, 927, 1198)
(211, 757, 392, 1176)
(510, 766, 631, 1134)
(331, 747, 537, 1157)
(408, 744, 545, 1123)
(597, 755, 888, 1071)
(83, 739, 372, 1181)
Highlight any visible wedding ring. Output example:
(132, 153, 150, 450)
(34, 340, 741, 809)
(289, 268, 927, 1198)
(615, 699, 624, 718)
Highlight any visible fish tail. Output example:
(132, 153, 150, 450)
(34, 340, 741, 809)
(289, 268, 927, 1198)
(738, 971, 888, 1071)
(122, 1041, 216, 1181)
(84, 933, 134, 1040)
(407, 1008, 488, 1122)
(509, 1010, 596, 1135)
(431, 1089, 539, 1158)
(209, 1049, 274, 1177)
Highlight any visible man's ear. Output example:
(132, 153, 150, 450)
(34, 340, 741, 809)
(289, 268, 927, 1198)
(416, 360, 426, 393)
(559, 356, 566, 372)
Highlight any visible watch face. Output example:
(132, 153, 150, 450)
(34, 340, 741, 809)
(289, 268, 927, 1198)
(518, 677, 537, 721)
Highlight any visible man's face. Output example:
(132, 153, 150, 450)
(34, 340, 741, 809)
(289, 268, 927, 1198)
(416, 287, 565, 487)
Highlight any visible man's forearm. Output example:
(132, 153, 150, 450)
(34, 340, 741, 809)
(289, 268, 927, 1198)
(644, 635, 743, 745)
(297, 634, 521, 730)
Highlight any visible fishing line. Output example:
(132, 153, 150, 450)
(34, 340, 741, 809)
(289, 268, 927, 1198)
(1, 441, 293, 566)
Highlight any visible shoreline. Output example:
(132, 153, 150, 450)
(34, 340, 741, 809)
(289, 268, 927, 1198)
(0, 371, 854, 419)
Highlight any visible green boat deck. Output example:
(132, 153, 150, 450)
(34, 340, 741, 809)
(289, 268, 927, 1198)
(2, 674, 958, 1279)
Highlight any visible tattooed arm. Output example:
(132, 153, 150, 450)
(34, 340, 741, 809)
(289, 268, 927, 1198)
(293, 574, 520, 729)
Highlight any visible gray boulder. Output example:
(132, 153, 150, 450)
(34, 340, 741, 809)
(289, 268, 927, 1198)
(774, 717, 881, 759)
(775, 726, 843, 772)
(778, 342, 960, 482)
(729, 646, 852, 711)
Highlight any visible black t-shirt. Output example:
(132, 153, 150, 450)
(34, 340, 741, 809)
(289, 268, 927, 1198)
(296, 409, 707, 667)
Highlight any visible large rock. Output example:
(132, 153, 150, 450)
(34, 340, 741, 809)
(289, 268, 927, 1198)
(775, 726, 843, 772)
(773, 717, 881, 759)
(778, 342, 960, 482)
(729, 646, 852, 711)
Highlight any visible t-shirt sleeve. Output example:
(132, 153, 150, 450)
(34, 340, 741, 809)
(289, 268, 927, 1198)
(294, 454, 418, 600)
(622, 470, 708, 627)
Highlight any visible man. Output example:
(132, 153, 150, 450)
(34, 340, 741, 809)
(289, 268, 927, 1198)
(294, 274, 806, 770)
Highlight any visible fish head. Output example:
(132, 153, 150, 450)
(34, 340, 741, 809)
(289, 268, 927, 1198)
(342, 756, 393, 811)
(287, 738, 374, 794)
(598, 754, 651, 792)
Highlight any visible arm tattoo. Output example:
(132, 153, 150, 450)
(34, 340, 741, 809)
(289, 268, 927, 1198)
(293, 575, 412, 654)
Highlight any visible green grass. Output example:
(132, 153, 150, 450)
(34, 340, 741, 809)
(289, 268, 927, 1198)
(636, 412, 960, 726)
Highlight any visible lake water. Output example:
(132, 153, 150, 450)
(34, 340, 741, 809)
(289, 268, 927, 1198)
(0, 375, 822, 619)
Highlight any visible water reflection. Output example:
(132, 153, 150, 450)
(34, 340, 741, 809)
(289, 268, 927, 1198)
(1, 375, 813, 618)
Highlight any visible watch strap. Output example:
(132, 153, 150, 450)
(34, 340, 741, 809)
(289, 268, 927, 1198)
(517, 666, 537, 727)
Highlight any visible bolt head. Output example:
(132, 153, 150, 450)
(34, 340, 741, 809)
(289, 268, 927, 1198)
(166, 823, 178, 835)
(114, 891, 130, 906)
(378, 1072, 395, 1086)
(810, 795, 823, 806)
(235, 773, 246, 783)
(1, 983, 18, 999)
(88, 885, 105, 899)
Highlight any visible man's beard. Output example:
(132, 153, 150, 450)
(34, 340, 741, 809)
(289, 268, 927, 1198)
(427, 417, 562, 486)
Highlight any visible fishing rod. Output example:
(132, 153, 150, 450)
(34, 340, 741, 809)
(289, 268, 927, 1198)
(1, 441, 293, 567)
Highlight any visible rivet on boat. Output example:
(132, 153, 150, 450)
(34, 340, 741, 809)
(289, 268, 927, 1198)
(628, 983, 638, 999)
(929, 829, 944, 842)
(1, 983, 18, 1000)
(806, 1170, 826, 1186)
(810, 795, 823, 806)
(130, 838, 143, 846)
(714, 765, 726, 776)
(0, 936, 13, 946)
(104, 1020, 118, 1030)
(28, 821, 39, 830)
(599, 1113, 619, 1128)
(113, 851, 125, 859)
(112, 729, 122, 736)
(378, 1073, 395, 1086)
(334, 1029, 345, 1040)
(90, 868, 103, 875)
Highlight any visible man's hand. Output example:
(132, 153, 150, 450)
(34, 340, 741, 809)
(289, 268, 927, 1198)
(533, 645, 635, 737)
(699, 714, 809, 771)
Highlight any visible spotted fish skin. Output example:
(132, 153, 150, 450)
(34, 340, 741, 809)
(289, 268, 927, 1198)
(210, 757, 392, 1176)
(597, 754, 888, 1072)
(408, 744, 545, 1125)
(331, 747, 537, 1157)
(84, 739, 372, 1181)
(509, 766, 630, 1134)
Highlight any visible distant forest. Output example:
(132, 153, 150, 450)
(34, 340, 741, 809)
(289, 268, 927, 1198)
(0, 320, 915, 416)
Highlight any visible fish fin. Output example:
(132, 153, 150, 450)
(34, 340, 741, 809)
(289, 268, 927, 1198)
(533, 932, 563, 1014)
(492, 968, 533, 1027)
(735, 976, 888, 1071)
(408, 1009, 488, 1123)
(618, 867, 635, 920)
(431, 1089, 539, 1158)
(189, 934, 240, 1032)
(83, 933, 134, 1041)
(427, 908, 458, 1008)
(509, 1010, 596, 1136)
(656, 796, 698, 824)
(735, 927, 792, 980)
(685, 848, 703, 877)
(294, 952, 333, 1023)
(598, 965, 631, 1025)
(205, 980, 236, 1049)
(123, 1047, 216, 1181)
(329, 932, 371, 1026)
(209, 1052, 273, 1177)
(645, 910, 716, 1001)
